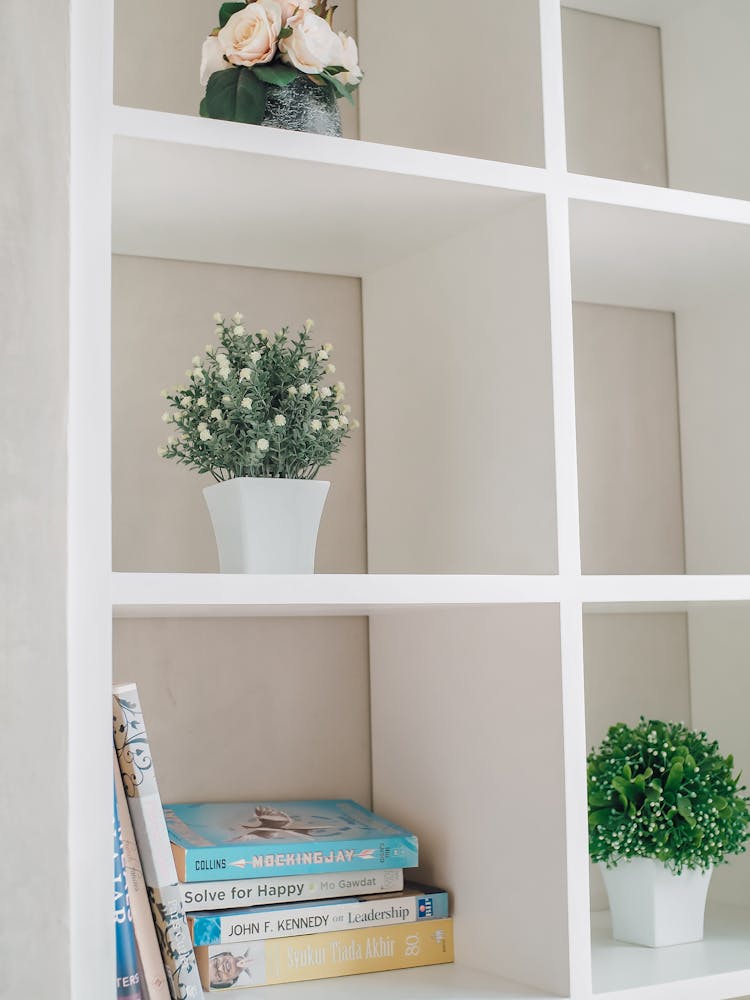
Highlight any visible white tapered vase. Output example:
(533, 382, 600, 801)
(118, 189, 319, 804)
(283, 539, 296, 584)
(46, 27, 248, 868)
(600, 858, 712, 947)
(203, 477, 330, 574)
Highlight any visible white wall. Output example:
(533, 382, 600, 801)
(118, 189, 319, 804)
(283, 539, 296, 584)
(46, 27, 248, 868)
(370, 606, 569, 995)
(562, 9, 668, 185)
(659, 1, 750, 201)
(574, 302, 684, 574)
(0, 2, 72, 995)
(688, 607, 750, 906)
(364, 199, 558, 573)
(676, 297, 750, 574)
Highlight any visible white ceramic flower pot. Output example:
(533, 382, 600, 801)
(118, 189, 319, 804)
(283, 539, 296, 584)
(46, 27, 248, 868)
(600, 858, 712, 947)
(203, 477, 330, 574)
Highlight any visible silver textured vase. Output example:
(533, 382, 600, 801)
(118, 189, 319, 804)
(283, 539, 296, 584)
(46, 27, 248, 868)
(262, 76, 342, 137)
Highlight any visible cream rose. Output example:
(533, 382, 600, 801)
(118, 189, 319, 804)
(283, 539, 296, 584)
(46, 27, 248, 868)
(337, 32, 362, 86)
(218, 0, 282, 69)
(279, 0, 313, 25)
(200, 35, 229, 86)
(279, 10, 342, 75)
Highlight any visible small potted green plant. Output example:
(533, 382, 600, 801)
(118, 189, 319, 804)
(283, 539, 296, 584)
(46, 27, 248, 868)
(588, 718, 750, 947)
(159, 315, 357, 573)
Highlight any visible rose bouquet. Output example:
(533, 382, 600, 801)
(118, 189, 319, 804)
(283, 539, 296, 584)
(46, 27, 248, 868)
(199, 0, 362, 130)
(159, 316, 358, 481)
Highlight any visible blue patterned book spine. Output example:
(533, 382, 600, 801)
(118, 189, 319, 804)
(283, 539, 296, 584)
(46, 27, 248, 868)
(114, 784, 144, 1000)
(114, 684, 204, 1000)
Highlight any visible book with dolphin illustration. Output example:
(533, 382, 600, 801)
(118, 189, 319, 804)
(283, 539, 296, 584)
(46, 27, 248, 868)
(163, 800, 419, 883)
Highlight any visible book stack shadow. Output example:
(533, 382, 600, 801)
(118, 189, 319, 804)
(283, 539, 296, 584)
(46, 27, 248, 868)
(171, 800, 454, 992)
(113, 682, 453, 998)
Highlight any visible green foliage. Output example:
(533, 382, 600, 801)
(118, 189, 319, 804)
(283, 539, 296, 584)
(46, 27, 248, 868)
(202, 66, 268, 125)
(219, 2, 246, 27)
(588, 718, 750, 873)
(159, 317, 357, 482)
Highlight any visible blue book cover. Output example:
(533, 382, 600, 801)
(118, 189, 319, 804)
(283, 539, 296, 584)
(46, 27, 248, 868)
(164, 800, 418, 883)
(114, 784, 144, 1000)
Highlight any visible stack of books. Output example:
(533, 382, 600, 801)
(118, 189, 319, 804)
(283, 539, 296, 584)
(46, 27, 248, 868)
(164, 799, 454, 992)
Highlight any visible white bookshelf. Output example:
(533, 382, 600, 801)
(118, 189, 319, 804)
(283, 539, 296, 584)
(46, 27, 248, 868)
(58, 0, 750, 998)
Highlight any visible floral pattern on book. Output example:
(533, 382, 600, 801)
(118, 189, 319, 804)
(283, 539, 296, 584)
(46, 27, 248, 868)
(113, 692, 153, 797)
(149, 887, 200, 1000)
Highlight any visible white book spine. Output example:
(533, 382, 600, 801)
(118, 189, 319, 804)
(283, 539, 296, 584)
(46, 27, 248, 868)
(113, 683, 204, 1000)
(181, 868, 404, 911)
(114, 749, 172, 1000)
(191, 889, 446, 944)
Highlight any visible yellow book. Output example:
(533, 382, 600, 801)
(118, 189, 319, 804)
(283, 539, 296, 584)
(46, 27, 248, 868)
(196, 917, 454, 990)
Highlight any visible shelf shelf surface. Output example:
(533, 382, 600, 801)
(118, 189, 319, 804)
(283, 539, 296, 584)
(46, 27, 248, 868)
(204, 962, 560, 1000)
(592, 902, 750, 998)
(112, 107, 542, 277)
(570, 200, 750, 311)
(111, 573, 563, 617)
(111, 573, 750, 617)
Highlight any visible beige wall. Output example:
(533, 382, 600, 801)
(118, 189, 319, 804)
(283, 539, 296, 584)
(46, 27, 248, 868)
(563, 8, 668, 185)
(0, 1, 72, 994)
(112, 254, 366, 573)
(114, 616, 372, 805)
(574, 302, 685, 575)
(358, 0, 544, 164)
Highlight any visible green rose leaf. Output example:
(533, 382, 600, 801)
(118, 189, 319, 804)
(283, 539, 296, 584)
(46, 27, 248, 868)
(319, 70, 355, 105)
(219, 2, 246, 27)
(253, 63, 301, 86)
(203, 66, 268, 125)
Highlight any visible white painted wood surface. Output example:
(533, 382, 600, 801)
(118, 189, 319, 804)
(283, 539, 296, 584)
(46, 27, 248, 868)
(21, 0, 750, 997)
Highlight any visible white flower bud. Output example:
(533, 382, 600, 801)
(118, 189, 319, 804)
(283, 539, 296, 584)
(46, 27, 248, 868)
(310, 419, 322, 431)
(239, 368, 252, 381)
(232, 312, 243, 324)
(298, 358, 310, 371)
(213, 312, 223, 323)
(257, 438, 269, 452)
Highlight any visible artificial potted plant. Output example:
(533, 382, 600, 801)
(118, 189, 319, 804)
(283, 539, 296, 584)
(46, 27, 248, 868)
(588, 718, 750, 947)
(159, 315, 357, 573)
(199, 0, 362, 136)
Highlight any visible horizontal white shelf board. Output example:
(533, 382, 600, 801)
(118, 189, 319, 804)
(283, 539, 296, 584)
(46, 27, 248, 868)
(111, 573, 563, 617)
(570, 200, 750, 311)
(581, 575, 750, 610)
(112, 107, 543, 277)
(208, 962, 559, 999)
(567, 173, 750, 228)
(112, 573, 750, 617)
(593, 902, 750, 998)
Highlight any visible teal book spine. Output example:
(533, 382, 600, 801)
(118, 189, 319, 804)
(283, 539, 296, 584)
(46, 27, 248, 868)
(165, 800, 418, 883)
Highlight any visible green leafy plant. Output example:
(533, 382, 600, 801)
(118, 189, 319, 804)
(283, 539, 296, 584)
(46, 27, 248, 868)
(588, 718, 750, 873)
(199, 0, 362, 125)
(159, 315, 357, 481)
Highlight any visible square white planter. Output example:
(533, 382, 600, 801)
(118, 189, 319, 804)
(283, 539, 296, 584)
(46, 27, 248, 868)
(600, 857, 712, 947)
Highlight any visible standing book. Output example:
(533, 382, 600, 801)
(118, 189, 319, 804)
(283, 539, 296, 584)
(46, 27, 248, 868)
(113, 683, 203, 1000)
(114, 782, 144, 1000)
(196, 917, 454, 990)
(164, 799, 418, 882)
(114, 749, 172, 1000)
